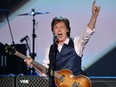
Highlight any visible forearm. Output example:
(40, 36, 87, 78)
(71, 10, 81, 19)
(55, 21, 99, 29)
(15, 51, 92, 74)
(87, 15, 97, 31)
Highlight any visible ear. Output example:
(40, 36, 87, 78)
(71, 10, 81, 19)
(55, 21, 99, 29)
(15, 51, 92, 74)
(67, 29, 69, 32)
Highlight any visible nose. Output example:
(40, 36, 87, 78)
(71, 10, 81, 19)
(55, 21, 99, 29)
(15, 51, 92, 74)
(58, 27, 61, 32)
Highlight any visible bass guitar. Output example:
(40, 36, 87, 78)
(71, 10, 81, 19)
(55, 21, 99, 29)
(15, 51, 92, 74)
(4, 44, 91, 87)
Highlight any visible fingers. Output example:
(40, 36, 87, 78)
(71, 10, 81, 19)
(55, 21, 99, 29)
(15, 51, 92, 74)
(95, 6, 100, 12)
(24, 57, 33, 66)
(92, 0, 96, 7)
(24, 57, 32, 62)
(92, 0, 100, 12)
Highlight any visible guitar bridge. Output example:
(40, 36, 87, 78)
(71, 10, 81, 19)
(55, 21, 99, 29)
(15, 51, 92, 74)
(72, 81, 80, 87)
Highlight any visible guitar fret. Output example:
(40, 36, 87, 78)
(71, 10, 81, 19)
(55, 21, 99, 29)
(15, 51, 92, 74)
(15, 51, 28, 59)
(32, 61, 46, 70)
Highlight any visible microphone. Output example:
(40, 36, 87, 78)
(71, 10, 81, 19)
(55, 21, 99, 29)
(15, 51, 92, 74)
(20, 35, 28, 42)
(53, 35, 58, 44)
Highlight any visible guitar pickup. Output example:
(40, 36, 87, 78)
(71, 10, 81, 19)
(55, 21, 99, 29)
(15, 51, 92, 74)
(72, 81, 80, 87)
(59, 75, 65, 82)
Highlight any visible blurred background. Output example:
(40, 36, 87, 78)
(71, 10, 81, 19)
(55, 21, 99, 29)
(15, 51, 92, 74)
(0, 0, 116, 76)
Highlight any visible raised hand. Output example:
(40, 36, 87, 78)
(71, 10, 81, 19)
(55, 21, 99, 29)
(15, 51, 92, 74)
(92, 0, 100, 18)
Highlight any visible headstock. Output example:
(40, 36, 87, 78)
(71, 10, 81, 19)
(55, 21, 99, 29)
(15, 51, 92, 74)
(4, 44, 16, 55)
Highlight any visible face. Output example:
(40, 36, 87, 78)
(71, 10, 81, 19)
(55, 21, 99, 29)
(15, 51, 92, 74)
(53, 21, 69, 44)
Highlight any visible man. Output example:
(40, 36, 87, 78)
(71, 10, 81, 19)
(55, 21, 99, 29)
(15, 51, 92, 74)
(24, 1, 100, 87)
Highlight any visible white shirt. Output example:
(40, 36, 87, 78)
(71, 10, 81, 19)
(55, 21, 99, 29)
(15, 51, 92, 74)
(43, 26, 95, 68)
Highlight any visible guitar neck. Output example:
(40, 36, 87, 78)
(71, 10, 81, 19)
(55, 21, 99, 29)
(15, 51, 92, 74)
(15, 51, 28, 59)
(15, 51, 61, 78)
(31, 60, 47, 70)
(15, 51, 47, 72)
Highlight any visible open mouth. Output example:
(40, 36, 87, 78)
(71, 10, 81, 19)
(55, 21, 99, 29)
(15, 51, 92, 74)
(58, 33, 62, 38)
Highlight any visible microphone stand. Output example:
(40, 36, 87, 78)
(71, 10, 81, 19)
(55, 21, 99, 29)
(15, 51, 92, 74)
(30, 9, 37, 75)
(6, 11, 15, 45)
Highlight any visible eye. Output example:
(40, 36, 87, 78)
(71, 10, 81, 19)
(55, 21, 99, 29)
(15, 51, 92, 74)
(54, 26, 58, 30)
(61, 26, 66, 29)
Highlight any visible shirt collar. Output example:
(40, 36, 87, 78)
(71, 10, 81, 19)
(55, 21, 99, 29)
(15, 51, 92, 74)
(57, 38, 70, 52)
(64, 37, 70, 44)
(58, 37, 69, 46)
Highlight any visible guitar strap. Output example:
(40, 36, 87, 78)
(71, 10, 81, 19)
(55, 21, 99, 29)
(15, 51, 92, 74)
(48, 43, 58, 87)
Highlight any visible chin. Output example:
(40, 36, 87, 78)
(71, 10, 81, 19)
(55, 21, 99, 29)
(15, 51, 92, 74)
(58, 39, 64, 42)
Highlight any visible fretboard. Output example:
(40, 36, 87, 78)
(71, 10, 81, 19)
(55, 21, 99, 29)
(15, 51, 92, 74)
(15, 51, 47, 71)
